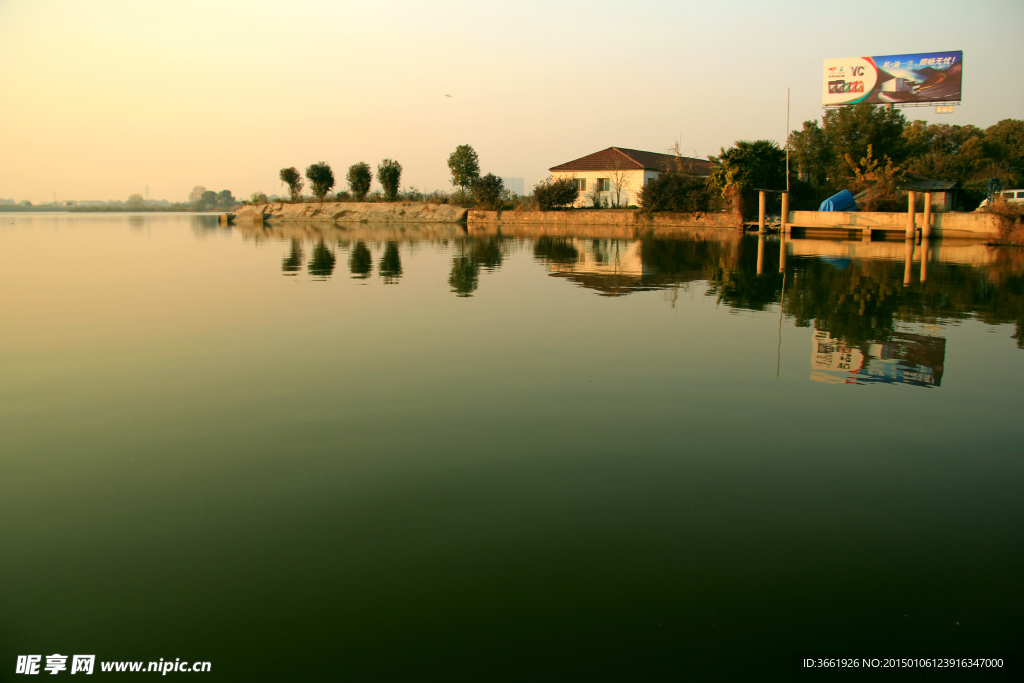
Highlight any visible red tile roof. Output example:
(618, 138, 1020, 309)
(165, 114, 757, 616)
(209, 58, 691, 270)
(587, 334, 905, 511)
(549, 147, 714, 176)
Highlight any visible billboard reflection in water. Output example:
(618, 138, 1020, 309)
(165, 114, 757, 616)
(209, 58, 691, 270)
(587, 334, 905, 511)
(823, 51, 962, 106)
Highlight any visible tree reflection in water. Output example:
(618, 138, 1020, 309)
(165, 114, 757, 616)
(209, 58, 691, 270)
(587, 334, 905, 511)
(449, 256, 479, 297)
(349, 241, 372, 279)
(636, 236, 1024, 349)
(281, 239, 303, 276)
(308, 241, 336, 279)
(379, 242, 403, 284)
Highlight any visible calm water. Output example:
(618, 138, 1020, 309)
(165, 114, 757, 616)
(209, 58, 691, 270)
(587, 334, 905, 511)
(1, 214, 1022, 680)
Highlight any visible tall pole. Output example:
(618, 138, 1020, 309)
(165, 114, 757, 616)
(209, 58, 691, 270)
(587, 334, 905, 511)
(786, 87, 791, 194)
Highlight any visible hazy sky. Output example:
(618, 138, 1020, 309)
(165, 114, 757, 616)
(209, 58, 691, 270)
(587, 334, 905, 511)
(1, 0, 1022, 203)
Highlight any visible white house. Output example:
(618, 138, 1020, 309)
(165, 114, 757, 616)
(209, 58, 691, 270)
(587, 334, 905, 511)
(549, 147, 714, 208)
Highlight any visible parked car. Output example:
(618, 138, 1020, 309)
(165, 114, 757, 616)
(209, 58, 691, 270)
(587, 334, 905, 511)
(978, 190, 1024, 209)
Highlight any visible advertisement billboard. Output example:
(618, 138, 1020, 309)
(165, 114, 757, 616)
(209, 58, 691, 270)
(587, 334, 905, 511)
(822, 51, 962, 106)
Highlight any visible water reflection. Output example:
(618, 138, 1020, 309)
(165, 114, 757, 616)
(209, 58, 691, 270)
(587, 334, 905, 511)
(308, 241, 336, 279)
(810, 328, 945, 386)
(282, 239, 303, 276)
(234, 224, 1024, 354)
(379, 242, 402, 284)
(349, 241, 372, 279)
(449, 255, 478, 297)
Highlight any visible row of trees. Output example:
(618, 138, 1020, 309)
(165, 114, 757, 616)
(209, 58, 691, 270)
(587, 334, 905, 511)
(276, 160, 405, 202)
(630, 108, 1024, 217)
(187, 187, 236, 211)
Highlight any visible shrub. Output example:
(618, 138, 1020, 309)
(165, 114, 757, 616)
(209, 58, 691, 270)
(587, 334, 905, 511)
(638, 174, 719, 214)
(473, 173, 505, 210)
(533, 177, 579, 210)
(984, 197, 1024, 244)
(305, 162, 335, 202)
(250, 192, 269, 205)
(346, 163, 372, 200)
(377, 159, 402, 201)
(279, 167, 304, 202)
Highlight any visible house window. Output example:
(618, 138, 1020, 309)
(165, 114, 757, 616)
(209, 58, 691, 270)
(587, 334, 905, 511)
(573, 178, 586, 192)
(596, 178, 610, 192)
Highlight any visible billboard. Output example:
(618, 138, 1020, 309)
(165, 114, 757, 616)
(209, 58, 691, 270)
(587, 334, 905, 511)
(823, 51, 962, 106)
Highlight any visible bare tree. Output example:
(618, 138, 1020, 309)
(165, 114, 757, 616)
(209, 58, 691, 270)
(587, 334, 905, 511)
(605, 151, 633, 208)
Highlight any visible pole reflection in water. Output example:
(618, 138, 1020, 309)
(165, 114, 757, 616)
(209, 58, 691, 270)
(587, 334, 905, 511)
(904, 238, 915, 287)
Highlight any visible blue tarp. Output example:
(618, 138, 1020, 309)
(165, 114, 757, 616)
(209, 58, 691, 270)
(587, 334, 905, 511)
(819, 190, 857, 212)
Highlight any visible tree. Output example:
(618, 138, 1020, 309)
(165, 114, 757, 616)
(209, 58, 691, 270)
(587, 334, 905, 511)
(126, 193, 145, 209)
(709, 140, 786, 216)
(189, 185, 206, 207)
(216, 190, 235, 208)
(788, 104, 907, 188)
(347, 162, 372, 200)
(377, 159, 402, 200)
(605, 153, 632, 207)
(199, 190, 218, 211)
(448, 144, 481, 191)
(279, 167, 304, 202)
(533, 177, 580, 210)
(472, 173, 505, 210)
(305, 162, 335, 202)
(844, 145, 906, 212)
(638, 174, 717, 214)
(250, 191, 269, 204)
(985, 119, 1024, 183)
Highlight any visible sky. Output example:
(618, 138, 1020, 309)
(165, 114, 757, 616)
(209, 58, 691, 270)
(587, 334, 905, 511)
(1, 0, 1022, 203)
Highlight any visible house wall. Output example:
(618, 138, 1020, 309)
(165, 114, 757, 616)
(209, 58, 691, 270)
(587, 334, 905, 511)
(550, 170, 647, 207)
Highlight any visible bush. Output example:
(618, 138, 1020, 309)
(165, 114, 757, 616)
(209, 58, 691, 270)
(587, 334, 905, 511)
(250, 192, 269, 205)
(377, 159, 402, 201)
(305, 162, 335, 202)
(473, 173, 505, 210)
(533, 177, 579, 210)
(347, 163, 372, 200)
(984, 197, 1024, 243)
(638, 174, 718, 214)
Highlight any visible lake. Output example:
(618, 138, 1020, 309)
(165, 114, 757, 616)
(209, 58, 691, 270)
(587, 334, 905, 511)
(1, 213, 1021, 680)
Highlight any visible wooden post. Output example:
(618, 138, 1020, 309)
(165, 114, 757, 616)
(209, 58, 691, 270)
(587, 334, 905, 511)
(758, 191, 766, 233)
(780, 192, 789, 235)
(779, 233, 787, 273)
(906, 190, 916, 239)
(922, 192, 932, 238)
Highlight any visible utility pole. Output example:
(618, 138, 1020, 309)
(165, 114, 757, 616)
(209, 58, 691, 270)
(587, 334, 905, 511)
(786, 87, 790, 194)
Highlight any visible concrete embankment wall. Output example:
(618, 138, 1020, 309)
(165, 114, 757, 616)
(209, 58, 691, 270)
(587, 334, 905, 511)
(788, 210, 1000, 238)
(236, 222, 469, 243)
(467, 209, 743, 238)
(234, 201, 469, 223)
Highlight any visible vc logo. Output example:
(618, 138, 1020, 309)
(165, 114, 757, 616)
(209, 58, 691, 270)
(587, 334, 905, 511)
(851, 66, 865, 76)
